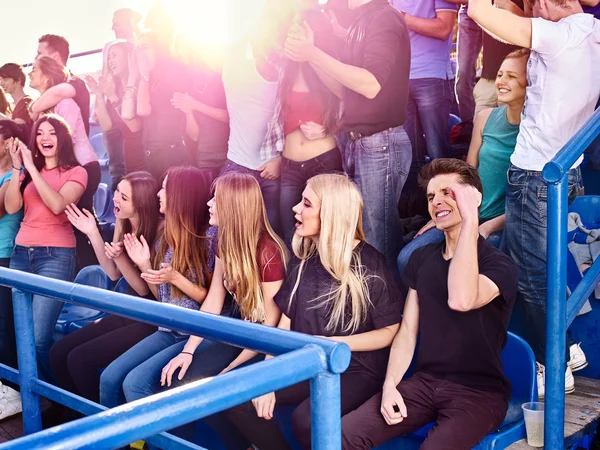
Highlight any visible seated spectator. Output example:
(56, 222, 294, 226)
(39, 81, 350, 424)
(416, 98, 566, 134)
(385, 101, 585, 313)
(87, 41, 145, 191)
(4, 115, 87, 383)
(99, 166, 215, 408)
(397, 49, 528, 274)
(270, 9, 343, 245)
(342, 158, 518, 449)
(468, 0, 600, 397)
(0, 120, 27, 421)
(0, 87, 11, 118)
(49, 172, 160, 407)
(0, 63, 34, 128)
(30, 34, 90, 137)
(123, 31, 192, 181)
(225, 173, 402, 450)
(29, 56, 101, 269)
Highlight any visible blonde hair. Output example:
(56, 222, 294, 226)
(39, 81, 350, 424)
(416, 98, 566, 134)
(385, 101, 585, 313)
(214, 173, 288, 323)
(290, 173, 372, 333)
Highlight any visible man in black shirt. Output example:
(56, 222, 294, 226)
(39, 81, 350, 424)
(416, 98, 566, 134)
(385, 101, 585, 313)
(284, 0, 412, 272)
(342, 159, 518, 449)
(30, 34, 90, 136)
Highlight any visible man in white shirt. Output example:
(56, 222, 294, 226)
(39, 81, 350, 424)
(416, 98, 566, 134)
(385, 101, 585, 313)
(468, 0, 600, 398)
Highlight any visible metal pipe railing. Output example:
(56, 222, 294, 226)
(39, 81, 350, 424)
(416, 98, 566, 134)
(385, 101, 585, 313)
(0, 267, 351, 449)
(542, 105, 600, 449)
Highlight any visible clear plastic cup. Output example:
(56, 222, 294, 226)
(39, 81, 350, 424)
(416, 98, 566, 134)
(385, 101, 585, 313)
(522, 402, 544, 447)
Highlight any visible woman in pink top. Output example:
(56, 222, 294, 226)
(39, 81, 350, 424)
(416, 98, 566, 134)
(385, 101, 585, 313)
(29, 56, 100, 268)
(4, 114, 88, 381)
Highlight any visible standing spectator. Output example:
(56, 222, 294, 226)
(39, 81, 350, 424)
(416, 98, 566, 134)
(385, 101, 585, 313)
(468, 0, 600, 397)
(391, 0, 457, 165)
(88, 41, 145, 191)
(5, 115, 87, 382)
(30, 35, 90, 137)
(123, 32, 191, 181)
(29, 56, 100, 269)
(0, 63, 33, 128)
(454, 4, 482, 122)
(111, 8, 142, 42)
(284, 0, 412, 271)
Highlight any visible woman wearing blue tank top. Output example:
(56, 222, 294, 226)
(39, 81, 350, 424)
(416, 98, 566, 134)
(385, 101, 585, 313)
(397, 49, 529, 275)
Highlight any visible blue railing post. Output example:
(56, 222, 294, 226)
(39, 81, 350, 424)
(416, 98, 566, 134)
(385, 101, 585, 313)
(11, 289, 42, 434)
(545, 176, 568, 449)
(310, 372, 341, 450)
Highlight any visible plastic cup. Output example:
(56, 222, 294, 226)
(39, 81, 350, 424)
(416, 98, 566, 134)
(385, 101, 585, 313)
(522, 402, 544, 447)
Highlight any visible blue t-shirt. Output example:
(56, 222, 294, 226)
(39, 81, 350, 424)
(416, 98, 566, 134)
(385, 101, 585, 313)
(391, 0, 457, 79)
(0, 171, 24, 258)
(584, 4, 600, 19)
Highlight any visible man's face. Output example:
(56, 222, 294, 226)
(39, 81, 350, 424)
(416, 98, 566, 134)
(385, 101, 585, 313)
(0, 77, 17, 95)
(112, 13, 131, 39)
(36, 42, 60, 63)
(427, 173, 464, 231)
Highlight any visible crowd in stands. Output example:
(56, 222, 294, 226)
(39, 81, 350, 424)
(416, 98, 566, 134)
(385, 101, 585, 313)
(0, 0, 599, 448)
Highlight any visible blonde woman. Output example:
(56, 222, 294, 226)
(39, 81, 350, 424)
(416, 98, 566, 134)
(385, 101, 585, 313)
(224, 173, 403, 450)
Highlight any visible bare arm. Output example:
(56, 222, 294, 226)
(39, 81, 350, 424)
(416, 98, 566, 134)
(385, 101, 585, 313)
(136, 79, 152, 117)
(4, 169, 23, 214)
(466, 108, 493, 168)
(310, 64, 345, 99)
(142, 264, 209, 304)
(0, 180, 11, 219)
(328, 324, 400, 351)
(184, 112, 200, 141)
(468, 0, 532, 48)
(479, 214, 506, 239)
(405, 10, 457, 41)
(30, 83, 76, 117)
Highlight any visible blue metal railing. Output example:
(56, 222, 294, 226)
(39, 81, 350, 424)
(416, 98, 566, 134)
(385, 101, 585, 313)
(543, 106, 600, 449)
(0, 267, 351, 449)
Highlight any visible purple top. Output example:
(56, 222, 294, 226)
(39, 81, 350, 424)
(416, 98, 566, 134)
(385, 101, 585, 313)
(584, 4, 600, 19)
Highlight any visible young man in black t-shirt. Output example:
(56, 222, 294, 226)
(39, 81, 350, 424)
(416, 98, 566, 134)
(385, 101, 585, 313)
(342, 158, 518, 450)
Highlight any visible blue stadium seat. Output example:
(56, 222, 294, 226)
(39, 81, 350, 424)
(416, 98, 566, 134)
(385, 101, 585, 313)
(90, 133, 107, 159)
(55, 266, 110, 335)
(272, 332, 536, 450)
(93, 183, 111, 220)
(449, 114, 462, 131)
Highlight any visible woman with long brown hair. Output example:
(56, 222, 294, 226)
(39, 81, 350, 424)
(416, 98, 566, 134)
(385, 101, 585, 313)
(0, 87, 13, 118)
(98, 166, 216, 408)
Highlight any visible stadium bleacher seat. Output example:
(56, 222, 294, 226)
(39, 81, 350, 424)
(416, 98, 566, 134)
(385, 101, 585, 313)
(90, 133, 107, 159)
(93, 183, 111, 219)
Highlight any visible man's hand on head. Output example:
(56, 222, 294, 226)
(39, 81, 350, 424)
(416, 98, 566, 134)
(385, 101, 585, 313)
(449, 184, 482, 226)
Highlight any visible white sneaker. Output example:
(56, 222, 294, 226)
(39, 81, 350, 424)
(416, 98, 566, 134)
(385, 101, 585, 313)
(0, 381, 22, 420)
(568, 342, 588, 372)
(536, 362, 575, 400)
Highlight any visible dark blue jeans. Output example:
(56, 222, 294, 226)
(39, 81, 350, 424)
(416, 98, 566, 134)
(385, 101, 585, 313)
(279, 148, 343, 245)
(501, 164, 582, 365)
(221, 160, 282, 235)
(338, 126, 412, 271)
(103, 128, 126, 192)
(0, 257, 17, 387)
(404, 78, 452, 168)
(10, 245, 76, 381)
(455, 6, 483, 122)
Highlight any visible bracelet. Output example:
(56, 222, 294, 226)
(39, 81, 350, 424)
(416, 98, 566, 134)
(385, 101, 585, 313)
(12, 166, 20, 171)
(180, 351, 194, 357)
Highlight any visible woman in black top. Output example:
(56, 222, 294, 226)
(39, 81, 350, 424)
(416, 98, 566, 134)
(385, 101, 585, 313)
(224, 173, 403, 450)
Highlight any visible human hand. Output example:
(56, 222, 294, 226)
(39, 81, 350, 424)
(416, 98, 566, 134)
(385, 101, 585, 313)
(141, 263, 179, 285)
(416, 220, 436, 237)
(284, 21, 316, 63)
(17, 139, 35, 171)
(104, 241, 124, 260)
(161, 352, 193, 387)
(299, 121, 326, 141)
(252, 392, 277, 420)
(123, 233, 151, 267)
(171, 92, 196, 114)
(7, 138, 23, 169)
(257, 157, 282, 180)
(448, 184, 482, 226)
(380, 382, 407, 425)
(65, 204, 98, 236)
(83, 75, 102, 96)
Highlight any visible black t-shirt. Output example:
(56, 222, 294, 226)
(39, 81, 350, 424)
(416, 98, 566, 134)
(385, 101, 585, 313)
(341, 0, 411, 136)
(403, 236, 518, 400)
(69, 76, 90, 136)
(275, 242, 403, 380)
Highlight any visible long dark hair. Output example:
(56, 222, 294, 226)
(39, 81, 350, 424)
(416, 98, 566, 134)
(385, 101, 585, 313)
(117, 171, 160, 249)
(34, 56, 69, 89)
(0, 120, 27, 143)
(0, 87, 12, 116)
(279, 11, 340, 135)
(21, 114, 80, 191)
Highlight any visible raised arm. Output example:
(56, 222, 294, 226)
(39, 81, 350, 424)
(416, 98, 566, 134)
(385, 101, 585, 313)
(30, 83, 76, 119)
(468, 0, 532, 48)
(466, 108, 493, 168)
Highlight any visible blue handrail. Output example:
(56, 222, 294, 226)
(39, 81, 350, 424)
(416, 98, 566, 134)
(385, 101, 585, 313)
(0, 267, 351, 449)
(543, 106, 600, 449)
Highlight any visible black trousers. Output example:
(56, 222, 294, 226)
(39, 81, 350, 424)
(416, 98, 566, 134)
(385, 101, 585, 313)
(75, 161, 101, 270)
(224, 372, 382, 450)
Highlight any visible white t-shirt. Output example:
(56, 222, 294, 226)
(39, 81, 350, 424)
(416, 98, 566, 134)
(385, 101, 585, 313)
(511, 14, 600, 171)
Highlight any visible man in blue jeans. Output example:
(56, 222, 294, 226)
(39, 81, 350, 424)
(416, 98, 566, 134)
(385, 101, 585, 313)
(469, 0, 600, 397)
(391, 0, 457, 166)
(284, 0, 412, 271)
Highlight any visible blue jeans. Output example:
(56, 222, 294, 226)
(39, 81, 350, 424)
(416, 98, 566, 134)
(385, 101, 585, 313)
(9, 245, 76, 381)
(221, 160, 281, 235)
(279, 148, 343, 245)
(455, 6, 483, 122)
(103, 128, 126, 192)
(501, 164, 582, 365)
(338, 126, 412, 271)
(100, 330, 187, 408)
(404, 78, 452, 168)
